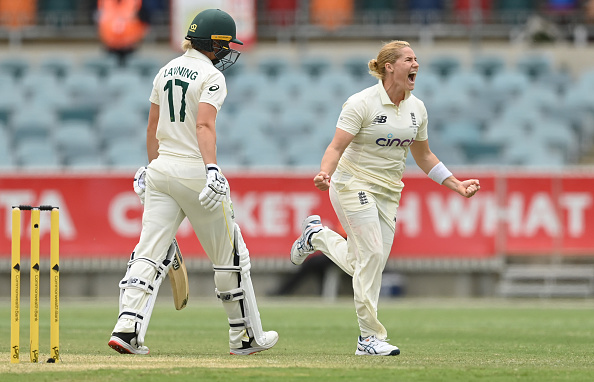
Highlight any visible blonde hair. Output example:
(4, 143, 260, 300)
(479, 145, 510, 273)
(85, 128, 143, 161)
(368, 40, 411, 80)
(181, 39, 192, 51)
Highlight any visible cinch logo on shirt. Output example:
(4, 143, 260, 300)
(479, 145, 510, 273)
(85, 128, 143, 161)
(376, 133, 415, 147)
(372, 115, 387, 124)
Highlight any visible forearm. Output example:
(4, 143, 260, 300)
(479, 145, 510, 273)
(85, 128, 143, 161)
(412, 140, 480, 198)
(147, 135, 159, 163)
(196, 125, 217, 165)
(315, 128, 354, 191)
(146, 104, 159, 163)
(422, 156, 455, 187)
(410, 141, 454, 185)
(441, 176, 462, 191)
(414, 151, 440, 175)
(320, 145, 343, 177)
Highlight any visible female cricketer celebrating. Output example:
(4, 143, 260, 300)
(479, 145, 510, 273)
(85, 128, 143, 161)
(291, 40, 480, 356)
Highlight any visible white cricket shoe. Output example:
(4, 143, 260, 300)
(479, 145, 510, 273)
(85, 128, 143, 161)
(290, 215, 323, 265)
(108, 332, 150, 355)
(355, 335, 400, 356)
(230, 331, 279, 355)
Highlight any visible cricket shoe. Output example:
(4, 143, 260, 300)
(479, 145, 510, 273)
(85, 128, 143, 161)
(290, 215, 323, 265)
(230, 331, 279, 355)
(108, 332, 150, 355)
(355, 335, 400, 356)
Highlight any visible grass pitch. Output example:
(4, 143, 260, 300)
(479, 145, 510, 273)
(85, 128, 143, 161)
(1, 298, 594, 381)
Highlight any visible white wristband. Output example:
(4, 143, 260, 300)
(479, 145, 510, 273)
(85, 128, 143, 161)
(428, 162, 452, 185)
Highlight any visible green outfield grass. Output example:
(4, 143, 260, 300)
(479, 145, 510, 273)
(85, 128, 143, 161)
(1, 298, 594, 381)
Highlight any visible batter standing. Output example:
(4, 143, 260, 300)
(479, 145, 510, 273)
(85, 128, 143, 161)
(291, 40, 480, 356)
(108, 9, 278, 356)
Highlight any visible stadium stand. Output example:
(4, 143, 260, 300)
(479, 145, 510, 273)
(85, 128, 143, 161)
(54, 120, 101, 165)
(15, 137, 62, 168)
(0, 48, 593, 170)
(0, 0, 592, 172)
(0, 56, 29, 79)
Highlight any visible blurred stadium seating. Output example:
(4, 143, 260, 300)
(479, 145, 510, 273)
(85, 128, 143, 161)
(2, 47, 593, 170)
(0, 0, 593, 170)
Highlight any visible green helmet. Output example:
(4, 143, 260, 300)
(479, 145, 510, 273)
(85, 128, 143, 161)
(185, 9, 243, 71)
(186, 8, 243, 45)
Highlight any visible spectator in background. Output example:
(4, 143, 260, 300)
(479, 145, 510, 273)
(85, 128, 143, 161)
(97, 0, 150, 66)
(290, 40, 480, 356)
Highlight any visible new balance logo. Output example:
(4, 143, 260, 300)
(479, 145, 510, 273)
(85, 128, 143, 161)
(372, 115, 387, 124)
(358, 191, 368, 205)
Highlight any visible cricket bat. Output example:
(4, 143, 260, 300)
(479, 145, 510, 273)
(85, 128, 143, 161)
(167, 238, 189, 310)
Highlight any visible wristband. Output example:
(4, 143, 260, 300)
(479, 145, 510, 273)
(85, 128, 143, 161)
(205, 163, 221, 173)
(427, 162, 452, 185)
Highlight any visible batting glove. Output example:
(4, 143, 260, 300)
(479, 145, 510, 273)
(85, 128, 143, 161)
(133, 166, 147, 205)
(199, 164, 228, 211)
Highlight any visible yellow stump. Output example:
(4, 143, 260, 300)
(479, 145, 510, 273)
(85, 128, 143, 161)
(10, 207, 21, 363)
(30, 208, 40, 363)
(50, 208, 60, 362)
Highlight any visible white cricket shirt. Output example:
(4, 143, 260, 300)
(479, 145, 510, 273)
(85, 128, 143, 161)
(149, 49, 227, 160)
(336, 80, 429, 193)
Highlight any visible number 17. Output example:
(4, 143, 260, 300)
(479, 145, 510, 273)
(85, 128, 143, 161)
(164, 79, 189, 122)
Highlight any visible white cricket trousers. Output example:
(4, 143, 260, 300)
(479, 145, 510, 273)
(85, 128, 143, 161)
(310, 172, 400, 340)
(114, 155, 246, 347)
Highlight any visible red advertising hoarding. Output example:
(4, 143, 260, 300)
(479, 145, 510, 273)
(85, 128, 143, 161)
(1, 170, 594, 260)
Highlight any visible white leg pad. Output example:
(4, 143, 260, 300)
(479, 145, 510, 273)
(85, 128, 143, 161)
(216, 287, 245, 302)
(212, 224, 266, 346)
(233, 224, 267, 346)
(118, 251, 174, 347)
(228, 317, 248, 330)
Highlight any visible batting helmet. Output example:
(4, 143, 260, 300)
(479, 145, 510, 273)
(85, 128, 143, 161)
(186, 9, 243, 71)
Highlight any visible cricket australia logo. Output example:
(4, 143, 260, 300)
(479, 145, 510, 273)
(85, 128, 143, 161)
(372, 115, 387, 124)
(358, 191, 369, 205)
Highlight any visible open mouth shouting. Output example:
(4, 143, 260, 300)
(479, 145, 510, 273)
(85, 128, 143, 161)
(408, 71, 417, 85)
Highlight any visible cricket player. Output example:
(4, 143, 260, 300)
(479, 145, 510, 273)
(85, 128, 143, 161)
(290, 41, 480, 356)
(108, 8, 278, 355)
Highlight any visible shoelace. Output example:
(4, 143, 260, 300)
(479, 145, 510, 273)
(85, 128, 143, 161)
(360, 336, 394, 347)
(358, 337, 380, 353)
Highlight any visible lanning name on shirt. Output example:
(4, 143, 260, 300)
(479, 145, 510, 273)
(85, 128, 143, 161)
(163, 66, 198, 80)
